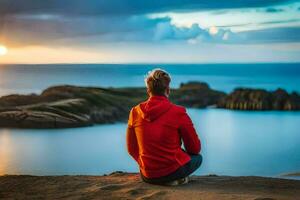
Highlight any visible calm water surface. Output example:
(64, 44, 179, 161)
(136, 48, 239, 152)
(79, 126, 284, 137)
(1, 109, 299, 178)
(0, 64, 299, 178)
(0, 63, 300, 96)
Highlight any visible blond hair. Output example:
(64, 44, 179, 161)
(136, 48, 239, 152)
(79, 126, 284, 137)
(145, 68, 171, 96)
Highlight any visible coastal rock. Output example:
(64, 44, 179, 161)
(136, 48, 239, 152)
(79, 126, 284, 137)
(0, 99, 92, 128)
(0, 86, 140, 128)
(171, 82, 226, 108)
(0, 82, 226, 128)
(217, 88, 300, 110)
(0, 82, 299, 128)
(0, 110, 91, 128)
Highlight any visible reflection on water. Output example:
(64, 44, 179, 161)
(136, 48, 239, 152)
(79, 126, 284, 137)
(0, 109, 299, 178)
(0, 130, 12, 174)
(0, 125, 135, 175)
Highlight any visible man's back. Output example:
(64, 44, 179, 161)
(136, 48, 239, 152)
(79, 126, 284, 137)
(127, 95, 201, 178)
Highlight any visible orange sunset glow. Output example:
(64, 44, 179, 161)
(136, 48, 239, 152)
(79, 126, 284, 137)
(0, 44, 8, 56)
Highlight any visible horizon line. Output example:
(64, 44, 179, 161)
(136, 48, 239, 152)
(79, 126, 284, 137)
(1, 61, 300, 65)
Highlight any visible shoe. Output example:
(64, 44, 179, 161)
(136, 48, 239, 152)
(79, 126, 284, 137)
(164, 177, 189, 186)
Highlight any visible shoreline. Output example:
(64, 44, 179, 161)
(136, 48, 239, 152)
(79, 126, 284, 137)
(1, 172, 299, 200)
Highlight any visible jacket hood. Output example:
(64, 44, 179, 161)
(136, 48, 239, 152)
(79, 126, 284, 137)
(138, 96, 172, 122)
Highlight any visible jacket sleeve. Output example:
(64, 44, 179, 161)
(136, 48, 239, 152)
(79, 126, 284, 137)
(126, 108, 139, 162)
(178, 108, 201, 155)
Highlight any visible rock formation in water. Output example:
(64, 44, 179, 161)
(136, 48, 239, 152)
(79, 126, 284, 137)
(217, 88, 300, 110)
(0, 82, 224, 128)
(171, 82, 226, 108)
(0, 83, 299, 128)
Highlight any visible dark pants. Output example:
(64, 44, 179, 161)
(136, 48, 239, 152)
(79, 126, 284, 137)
(141, 154, 202, 185)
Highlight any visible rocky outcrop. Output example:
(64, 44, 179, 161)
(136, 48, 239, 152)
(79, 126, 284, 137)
(0, 86, 143, 128)
(217, 88, 300, 110)
(171, 82, 226, 108)
(0, 99, 92, 128)
(0, 82, 225, 128)
(0, 83, 299, 128)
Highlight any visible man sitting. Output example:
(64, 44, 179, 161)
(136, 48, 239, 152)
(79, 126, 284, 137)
(126, 68, 202, 185)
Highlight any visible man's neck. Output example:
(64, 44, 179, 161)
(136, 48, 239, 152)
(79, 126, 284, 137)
(149, 94, 169, 98)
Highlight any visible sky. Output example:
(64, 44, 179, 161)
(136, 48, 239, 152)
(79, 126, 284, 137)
(0, 0, 299, 64)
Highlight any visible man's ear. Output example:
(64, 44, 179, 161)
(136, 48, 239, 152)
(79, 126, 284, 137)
(166, 86, 170, 97)
(146, 88, 151, 96)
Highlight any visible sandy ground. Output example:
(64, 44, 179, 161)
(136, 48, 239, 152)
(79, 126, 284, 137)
(0, 172, 299, 200)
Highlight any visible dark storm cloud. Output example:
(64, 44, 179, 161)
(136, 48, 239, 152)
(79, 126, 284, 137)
(0, 15, 213, 46)
(0, 0, 293, 16)
(2, 13, 300, 47)
(0, 0, 299, 47)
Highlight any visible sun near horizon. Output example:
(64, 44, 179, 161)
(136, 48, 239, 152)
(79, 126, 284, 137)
(0, 1, 299, 64)
(0, 44, 8, 56)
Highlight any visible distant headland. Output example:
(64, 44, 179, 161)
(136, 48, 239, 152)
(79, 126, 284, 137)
(0, 82, 299, 128)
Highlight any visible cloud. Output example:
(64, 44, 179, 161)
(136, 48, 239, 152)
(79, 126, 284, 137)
(1, 14, 219, 46)
(213, 19, 300, 32)
(154, 23, 208, 41)
(0, 0, 292, 17)
(2, 12, 300, 48)
(233, 27, 300, 43)
(1, 1, 299, 48)
(184, 26, 300, 44)
(265, 7, 284, 13)
(0, 1, 299, 64)
(217, 23, 253, 28)
(259, 19, 300, 25)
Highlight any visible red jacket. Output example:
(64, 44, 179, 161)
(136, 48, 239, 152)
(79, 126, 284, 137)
(126, 95, 201, 178)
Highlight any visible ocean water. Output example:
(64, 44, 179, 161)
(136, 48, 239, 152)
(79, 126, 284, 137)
(0, 63, 299, 178)
(0, 109, 299, 178)
(0, 63, 299, 96)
